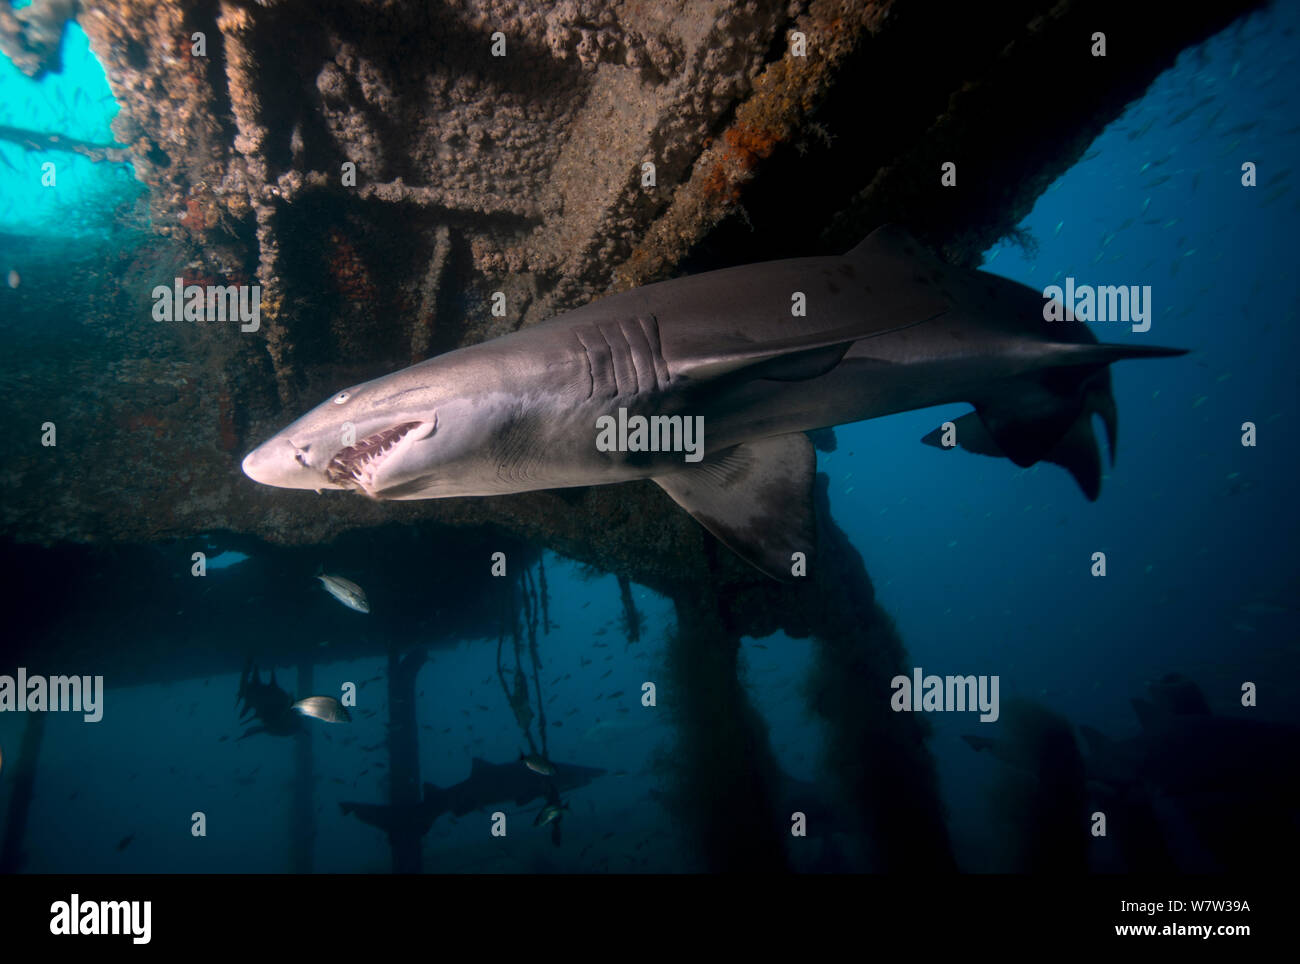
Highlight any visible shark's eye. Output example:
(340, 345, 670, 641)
(333, 392, 351, 405)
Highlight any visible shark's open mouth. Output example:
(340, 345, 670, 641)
(326, 422, 423, 488)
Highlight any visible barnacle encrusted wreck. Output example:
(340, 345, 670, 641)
(1, 0, 1264, 871)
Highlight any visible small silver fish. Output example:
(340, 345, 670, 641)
(534, 801, 569, 827)
(6, 270, 18, 289)
(317, 572, 369, 613)
(292, 696, 352, 723)
(520, 753, 555, 776)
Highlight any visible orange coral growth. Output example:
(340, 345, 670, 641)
(700, 122, 784, 203)
(723, 123, 780, 169)
(179, 197, 205, 232)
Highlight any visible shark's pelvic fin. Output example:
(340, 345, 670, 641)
(923, 341, 1184, 501)
(926, 404, 1106, 501)
(653, 432, 815, 581)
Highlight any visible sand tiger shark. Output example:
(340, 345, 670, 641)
(339, 756, 606, 838)
(241, 226, 1185, 580)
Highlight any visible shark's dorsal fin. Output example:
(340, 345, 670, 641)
(653, 433, 815, 581)
(846, 224, 942, 266)
(645, 223, 954, 385)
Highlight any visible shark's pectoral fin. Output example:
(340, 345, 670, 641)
(653, 433, 815, 581)
(682, 332, 860, 382)
(750, 341, 854, 382)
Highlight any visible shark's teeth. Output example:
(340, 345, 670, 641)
(326, 421, 422, 487)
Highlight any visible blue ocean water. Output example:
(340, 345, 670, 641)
(0, 5, 1296, 874)
(0, 20, 142, 239)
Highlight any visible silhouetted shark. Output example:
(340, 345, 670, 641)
(235, 658, 302, 739)
(961, 699, 1089, 872)
(1079, 674, 1300, 800)
(340, 756, 606, 837)
(966, 675, 1300, 872)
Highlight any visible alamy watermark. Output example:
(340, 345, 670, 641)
(152, 278, 261, 332)
(595, 407, 704, 463)
(0, 668, 103, 722)
(1042, 277, 1151, 332)
(50, 895, 150, 944)
(890, 667, 999, 722)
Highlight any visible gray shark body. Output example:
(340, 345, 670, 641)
(242, 226, 1184, 579)
(339, 756, 606, 837)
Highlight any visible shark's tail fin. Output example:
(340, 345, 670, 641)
(922, 341, 1186, 501)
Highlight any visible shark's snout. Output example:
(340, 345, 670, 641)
(241, 437, 315, 489)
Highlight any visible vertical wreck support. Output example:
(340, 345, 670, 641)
(801, 476, 955, 871)
(290, 657, 314, 873)
(664, 581, 790, 872)
(0, 713, 46, 872)
(386, 645, 426, 873)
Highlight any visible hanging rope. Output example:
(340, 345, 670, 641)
(618, 573, 644, 645)
(495, 555, 553, 761)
